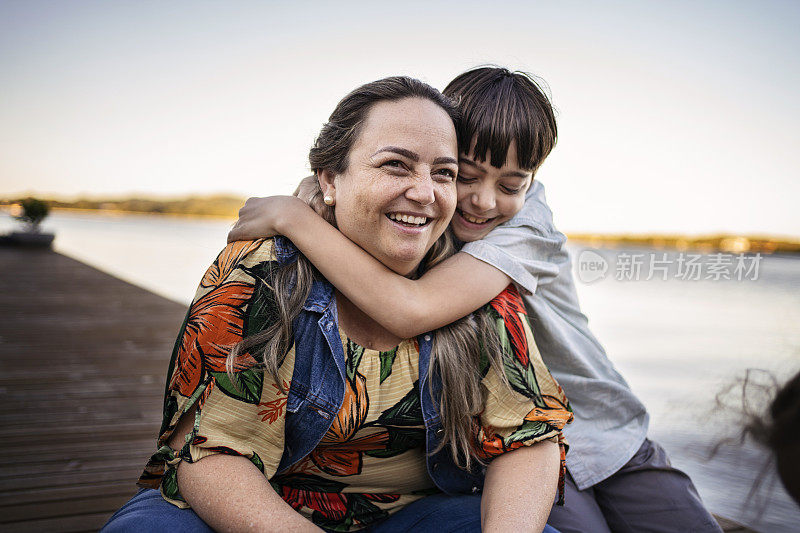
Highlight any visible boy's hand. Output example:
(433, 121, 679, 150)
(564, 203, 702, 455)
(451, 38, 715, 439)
(227, 195, 306, 243)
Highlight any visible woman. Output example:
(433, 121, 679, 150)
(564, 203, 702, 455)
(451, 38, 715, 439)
(103, 76, 571, 532)
(228, 67, 722, 533)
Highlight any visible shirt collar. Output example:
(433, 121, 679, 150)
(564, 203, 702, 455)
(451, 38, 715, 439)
(274, 236, 335, 313)
(273, 235, 300, 265)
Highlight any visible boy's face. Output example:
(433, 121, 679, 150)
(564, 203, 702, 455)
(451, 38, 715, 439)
(451, 141, 532, 242)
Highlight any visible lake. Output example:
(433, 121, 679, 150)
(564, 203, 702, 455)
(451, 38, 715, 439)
(4, 211, 799, 532)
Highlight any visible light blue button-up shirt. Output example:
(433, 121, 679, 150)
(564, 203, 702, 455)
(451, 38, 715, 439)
(461, 181, 649, 490)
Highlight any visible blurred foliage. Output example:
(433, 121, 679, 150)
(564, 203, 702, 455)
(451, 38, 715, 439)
(16, 197, 50, 231)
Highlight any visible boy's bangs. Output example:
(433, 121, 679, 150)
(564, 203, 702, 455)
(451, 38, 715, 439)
(446, 67, 557, 174)
(458, 89, 538, 171)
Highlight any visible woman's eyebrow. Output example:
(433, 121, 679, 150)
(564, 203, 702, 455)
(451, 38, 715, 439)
(372, 146, 419, 161)
(372, 147, 456, 166)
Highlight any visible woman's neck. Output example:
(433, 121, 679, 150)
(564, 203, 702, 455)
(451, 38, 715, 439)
(334, 290, 406, 351)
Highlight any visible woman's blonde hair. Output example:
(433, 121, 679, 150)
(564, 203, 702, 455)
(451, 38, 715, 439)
(228, 76, 505, 470)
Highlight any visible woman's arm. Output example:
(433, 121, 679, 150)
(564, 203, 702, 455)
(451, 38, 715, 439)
(476, 286, 572, 531)
(154, 239, 319, 532)
(168, 411, 321, 533)
(228, 196, 511, 338)
(481, 440, 560, 533)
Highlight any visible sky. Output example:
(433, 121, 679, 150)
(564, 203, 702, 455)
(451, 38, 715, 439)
(1, 0, 799, 236)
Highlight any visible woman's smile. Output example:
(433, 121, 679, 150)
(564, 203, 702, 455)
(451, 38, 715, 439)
(385, 211, 434, 235)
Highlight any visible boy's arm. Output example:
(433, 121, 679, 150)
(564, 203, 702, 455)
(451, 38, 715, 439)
(229, 195, 512, 338)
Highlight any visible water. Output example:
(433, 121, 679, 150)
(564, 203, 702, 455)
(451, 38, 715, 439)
(573, 247, 800, 532)
(4, 211, 799, 531)
(1, 211, 234, 304)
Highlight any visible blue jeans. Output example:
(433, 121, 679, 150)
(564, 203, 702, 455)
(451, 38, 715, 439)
(102, 488, 561, 532)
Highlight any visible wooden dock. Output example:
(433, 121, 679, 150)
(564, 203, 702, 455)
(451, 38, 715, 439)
(0, 247, 186, 532)
(0, 246, 756, 532)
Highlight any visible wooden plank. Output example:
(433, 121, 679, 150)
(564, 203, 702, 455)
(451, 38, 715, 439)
(1, 420, 157, 439)
(0, 248, 185, 530)
(0, 467, 144, 491)
(0, 481, 136, 506)
(0, 439, 153, 465)
(0, 457, 147, 478)
(0, 436, 152, 456)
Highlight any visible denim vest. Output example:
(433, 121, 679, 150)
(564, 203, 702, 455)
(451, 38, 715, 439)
(271, 238, 485, 494)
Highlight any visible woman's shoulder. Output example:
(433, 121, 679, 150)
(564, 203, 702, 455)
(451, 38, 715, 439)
(485, 284, 528, 319)
(482, 285, 531, 370)
(479, 283, 572, 438)
(198, 238, 278, 287)
(219, 238, 278, 269)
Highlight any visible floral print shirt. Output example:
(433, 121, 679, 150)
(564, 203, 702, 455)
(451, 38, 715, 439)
(137, 239, 572, 531)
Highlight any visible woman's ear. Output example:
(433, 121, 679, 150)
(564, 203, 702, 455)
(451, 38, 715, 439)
(317, 169, 337, 201)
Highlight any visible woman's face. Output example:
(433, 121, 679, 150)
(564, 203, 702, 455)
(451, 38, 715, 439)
(450, 141, 533, 242)
(323, 97, 459, 276)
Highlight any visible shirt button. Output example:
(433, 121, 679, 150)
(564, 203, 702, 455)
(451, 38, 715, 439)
(471, 486, 479, 493)
(432, 462, 439, 471)
(424, 334, 431, 341)
(435, 428, 445, 439)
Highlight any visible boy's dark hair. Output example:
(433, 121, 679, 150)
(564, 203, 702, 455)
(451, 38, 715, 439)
(443, 66, 557, 173)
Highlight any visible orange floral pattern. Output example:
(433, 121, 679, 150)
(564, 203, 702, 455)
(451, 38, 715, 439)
(258, 381, 291, 423)
(308, 372, 390, 477)
(169, 280, 257, 398)
(200, 239, 264, 288)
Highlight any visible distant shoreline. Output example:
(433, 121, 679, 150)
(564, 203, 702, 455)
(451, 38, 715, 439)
(2, 202, 798, 255)
(568, 233, 800, 255)
(49, 206, 237, 221)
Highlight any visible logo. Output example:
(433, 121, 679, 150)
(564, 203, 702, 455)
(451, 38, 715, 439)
(576, 249, 608, 283)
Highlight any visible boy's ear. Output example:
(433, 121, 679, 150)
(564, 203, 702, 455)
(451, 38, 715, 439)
(317, 168, 337, 199)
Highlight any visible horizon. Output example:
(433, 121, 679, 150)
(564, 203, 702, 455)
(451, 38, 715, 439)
(2, 1, 799, 236)
(4, 199, 800, 243)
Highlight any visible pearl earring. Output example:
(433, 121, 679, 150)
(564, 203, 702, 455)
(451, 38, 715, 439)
(323, 195, 335, 206)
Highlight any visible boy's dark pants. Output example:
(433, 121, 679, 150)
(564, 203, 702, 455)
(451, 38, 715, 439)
(548, 439, 722, 533)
